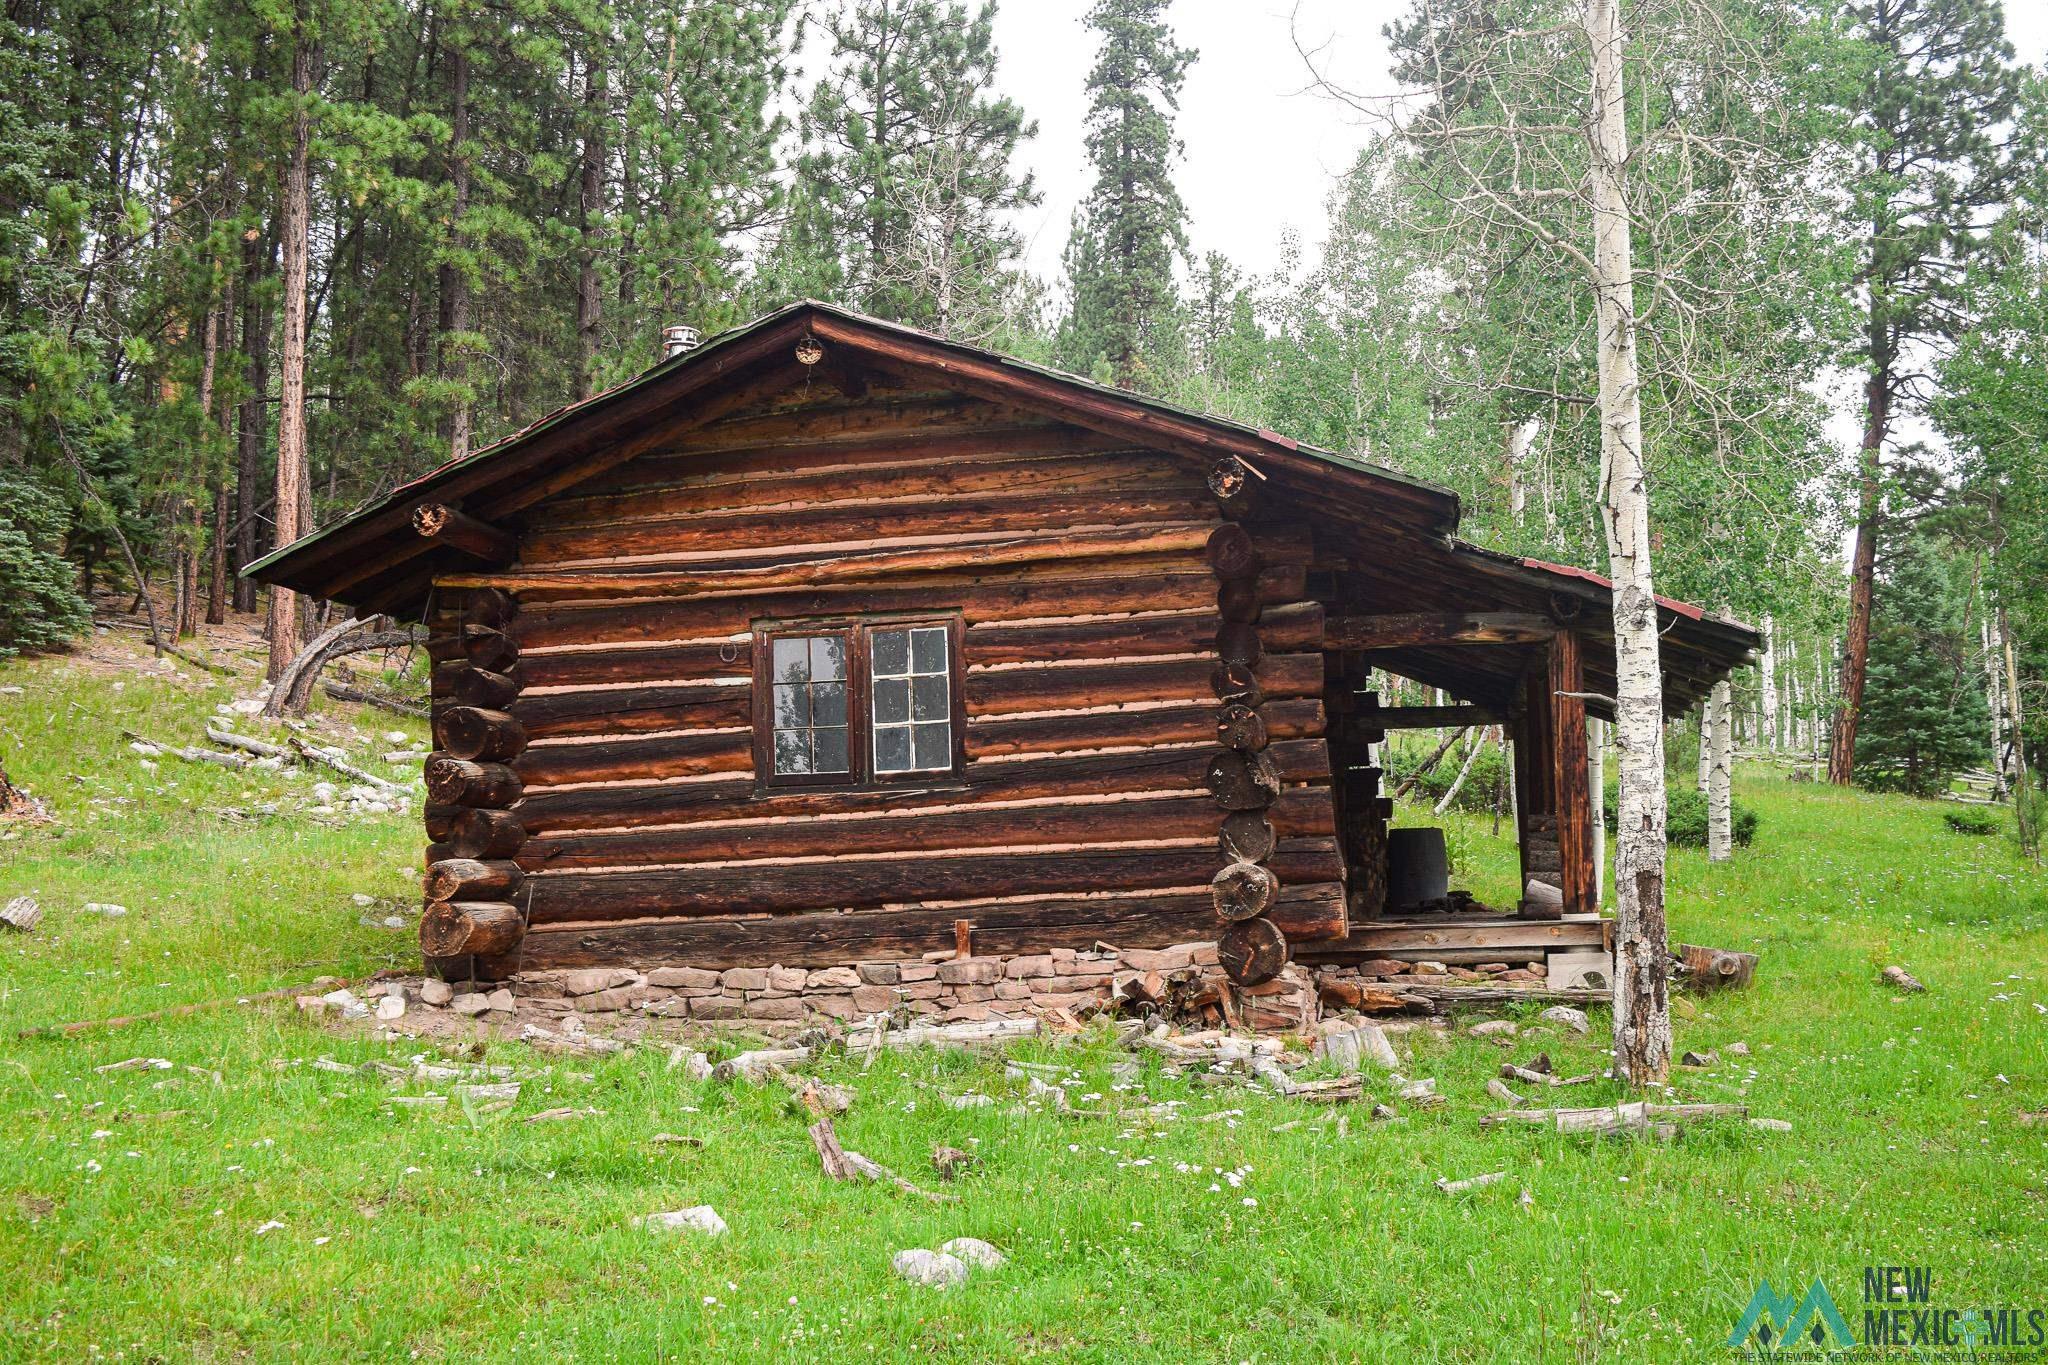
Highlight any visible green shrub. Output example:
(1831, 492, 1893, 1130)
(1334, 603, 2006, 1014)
(0, 474, 89, 656)
(1943, 807, 2000, 836)
(1604, 783, 1758, 848)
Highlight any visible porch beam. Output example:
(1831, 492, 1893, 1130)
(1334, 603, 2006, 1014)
(1324, 612, 1556, 651)
(1364, 704, 1507, 730)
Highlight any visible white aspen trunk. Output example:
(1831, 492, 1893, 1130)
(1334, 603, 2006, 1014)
(1707, 679, 1733, 861)
(1587, 0, 1671, 1085)
(1434, 730, 1487, 817)
(1757, 613, 1777, 754)
(1982, 615, 2008, 791)
(265, 13, 314, 681)
(1589, 717, 1607, 906)
(1697, 704, 1712, 791)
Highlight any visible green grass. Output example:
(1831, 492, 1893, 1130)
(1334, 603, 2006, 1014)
(2, 652, 2045, 1361)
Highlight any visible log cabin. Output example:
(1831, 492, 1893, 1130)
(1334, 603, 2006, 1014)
(248, 301, 1759, 995)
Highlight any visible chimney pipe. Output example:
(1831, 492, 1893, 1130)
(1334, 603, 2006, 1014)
(661, 324, 701, 360)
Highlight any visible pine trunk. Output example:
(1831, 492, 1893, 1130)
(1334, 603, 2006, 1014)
(266, 15, 315, 681)
(234, 230, 273, 615)
(439, 41, 472, 462)
(1587, 0, 1671, 1086)
(576, 54, 605, 400)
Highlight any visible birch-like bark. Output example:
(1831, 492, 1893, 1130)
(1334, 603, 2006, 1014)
(1707, 679, 1732, 861)
(265, 11, 315, 681)
(1587, 0, 1670, 1085)
(1589, 717, 1606, 906)
(1697, 704, 1712, 791)
(1758, 613, 1778, 751)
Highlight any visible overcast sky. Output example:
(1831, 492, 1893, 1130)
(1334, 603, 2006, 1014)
(989, 0, 2048, 286)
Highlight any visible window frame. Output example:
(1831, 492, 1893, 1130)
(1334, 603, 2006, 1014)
(750, 614, 964, 791)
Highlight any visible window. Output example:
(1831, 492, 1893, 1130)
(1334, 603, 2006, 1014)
(755, 618, 959, 787)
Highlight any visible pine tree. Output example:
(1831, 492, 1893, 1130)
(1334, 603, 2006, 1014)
(1855, 536, 1991, 797)
(797, 0, 1038, 333)
(1829, 0, 2028, 785)
(1056, 0, 1194, 390)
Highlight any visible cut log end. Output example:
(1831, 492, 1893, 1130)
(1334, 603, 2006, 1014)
(1204, 750, 1280, 811)
(1215, 702, 1269, 752)
(1211, 860, 1280, 922)
(1217, 917, 1288, 985)
(434, 706, 529, 764)
(419, 900, 524, 958)
(1218, 810, 1277, 863)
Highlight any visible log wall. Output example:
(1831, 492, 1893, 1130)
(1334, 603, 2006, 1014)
(433, 377, 1345, 971)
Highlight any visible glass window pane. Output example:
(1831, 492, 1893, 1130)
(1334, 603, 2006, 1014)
(772, 683, 809, 728)
(812, 726, 849, 774)
(773, 728, 811, 775)
(910, 627, 947, 674)
(912, 722, 951, 770)
(911, 674, 948, 722)
(874, 724, 912, 773)
(811, 681, 846, 727)
(772, 637, 810, 685)
(810, 635, 846, 682)
(872, 628, 909, 677)
(873, 676, 909, 724)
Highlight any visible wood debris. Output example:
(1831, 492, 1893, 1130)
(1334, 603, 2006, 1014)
(1481, 1101, 1748, 1135)
(807, 1115, 956, 1203)
(1, 896, 41, 933)
(1435, 1170, 1509, 1195)
(1881, 964, 1926, 993)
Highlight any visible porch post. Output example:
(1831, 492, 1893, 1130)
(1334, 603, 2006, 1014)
(1549, 629, 1596, 915)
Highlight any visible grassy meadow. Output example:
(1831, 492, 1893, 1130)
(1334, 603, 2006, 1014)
(1, 643, 2044, 1361)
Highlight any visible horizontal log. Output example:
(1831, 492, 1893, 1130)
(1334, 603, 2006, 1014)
(966, 698, 1323, 760)
(519, 786, 1336, 870)
(522, 838, 1341, 925)
(512, 682, 750, 740)
(419, 900, 524, 958)
(512, 571, 1222, 650)
(521, 489, 1217, 564)
(422, 858, 525, 902)
(549, 446, 1187, 527)
(650, 393, 1057, 456)
(515, 730, 751, 788)
(424, 756, 523, 808)
(434, 707, 529, 764)
(515, 737, 1331, 835)
(969, 652, 1323, 718)
(1324, 612, 1556, 651)
(413, 502, 517, 563)
(518, 880, 1350, 969)
(968, 601, 1321, 667)
(438, 523, 1219, 598)
(431, 662, 520, 709)
(1367, 704, 1507, 729)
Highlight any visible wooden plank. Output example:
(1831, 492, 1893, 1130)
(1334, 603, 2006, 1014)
(521, 838, 1343, 924)
(519, 786, 1336, 869)
(966, 698, 1324, 759)
(1324, 612, 1557, 651)
(1296, 917, 1605, 959)
(510, 571, 1222, 650)
(513, 737, 1332, 835)
(519, 489, 1219, 564)
(519, 881, 1350, 969)
(438, 523, 1218, 597)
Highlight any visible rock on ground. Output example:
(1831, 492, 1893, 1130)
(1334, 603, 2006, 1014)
(892, 1249, 968, 1288)
(1538, 1006, 1590, 1035)
(940, 1237, 1006, 1270)
(635, 1206, 727, 1236)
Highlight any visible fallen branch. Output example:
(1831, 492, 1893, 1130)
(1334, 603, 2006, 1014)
(807, 1115, 957, 1203)
(1480, 1102, 1748, 1135)
(1390, 726, 1472, 801)
(264, 617, 423, 717)
(205, 726, 291, 759)
(1881, 965, 1926, 993)
(122, 729, 248, 770)
(287, 737, 405, 794)
(1435, 1170, 1509, 1195)
(324, 681, 428, 720)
